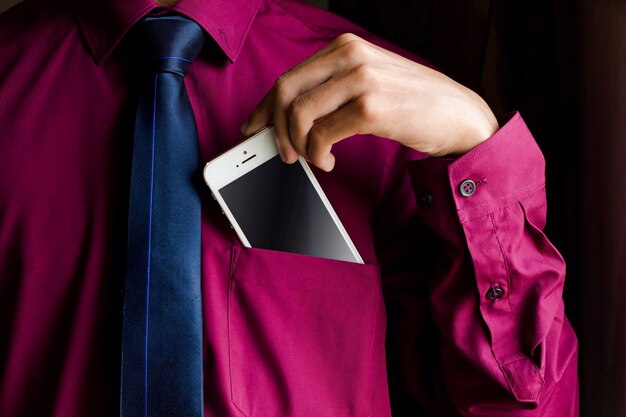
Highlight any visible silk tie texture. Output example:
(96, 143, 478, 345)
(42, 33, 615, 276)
(121, 16, 204, 417)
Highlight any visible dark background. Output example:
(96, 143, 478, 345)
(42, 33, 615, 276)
(1, 0, 623, 416)
(323, 1, 625, 416)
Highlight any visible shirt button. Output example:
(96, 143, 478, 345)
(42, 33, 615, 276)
(459, 179, 476, 197)
(486, 285, 504, 301)
(417, 191, 432, 208)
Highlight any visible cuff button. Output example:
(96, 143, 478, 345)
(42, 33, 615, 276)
(459, 179, 476, 197)
(486, 285, 504, 300)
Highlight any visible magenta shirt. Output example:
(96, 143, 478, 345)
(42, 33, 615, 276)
(0, 0, 578, 416)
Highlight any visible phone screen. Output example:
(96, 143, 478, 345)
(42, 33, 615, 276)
(219, 155, 360, 263)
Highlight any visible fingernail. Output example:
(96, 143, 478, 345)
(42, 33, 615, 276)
(240, 120, 248, 134)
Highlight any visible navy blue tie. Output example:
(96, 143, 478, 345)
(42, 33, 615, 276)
(121, 16, 204, 417)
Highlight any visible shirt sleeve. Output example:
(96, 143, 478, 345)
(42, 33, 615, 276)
(399, 112, 579, 416)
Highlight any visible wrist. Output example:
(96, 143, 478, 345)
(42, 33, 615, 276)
(447, 103, 499, 157)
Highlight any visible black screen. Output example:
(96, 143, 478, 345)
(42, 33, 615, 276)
(219, 156, 358, 262)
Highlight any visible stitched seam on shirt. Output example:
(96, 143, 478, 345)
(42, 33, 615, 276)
(449, 114, 522, 173)
(458, 180, 545, 219)
(129, 5, 157, 33)
(366, 291, 385, 417)
(227, 247, 249, 417)
(498, 368, 539, 402)
(460, 184, 546, 223)
(457, 179, 544, 212)
(501, 355, 527, 366)
(367, 295, 377, 417)
(490, 213, 514, 316)
(498, 356, 545, 402)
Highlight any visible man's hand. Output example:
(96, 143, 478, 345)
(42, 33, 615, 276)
(241, 33, 499, 172)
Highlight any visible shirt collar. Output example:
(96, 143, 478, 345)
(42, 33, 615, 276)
(70, 0, 262, 64)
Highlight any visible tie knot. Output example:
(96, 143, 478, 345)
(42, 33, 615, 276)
(133, 15, 204, 77)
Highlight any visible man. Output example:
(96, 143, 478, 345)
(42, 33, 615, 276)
(0, 0, 578, 416)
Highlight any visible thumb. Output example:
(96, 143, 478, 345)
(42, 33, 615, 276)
(241, 89, 275, 136)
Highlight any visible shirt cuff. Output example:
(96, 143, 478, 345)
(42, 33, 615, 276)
(407, 112, 545, 227)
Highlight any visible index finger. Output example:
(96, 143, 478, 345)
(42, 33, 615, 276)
(240, 33, 369, 137)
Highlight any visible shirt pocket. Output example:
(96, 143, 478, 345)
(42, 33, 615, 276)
(227, 245, 384, 417)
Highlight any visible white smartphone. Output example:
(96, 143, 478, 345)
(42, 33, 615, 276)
(203, 127, 363, 264)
